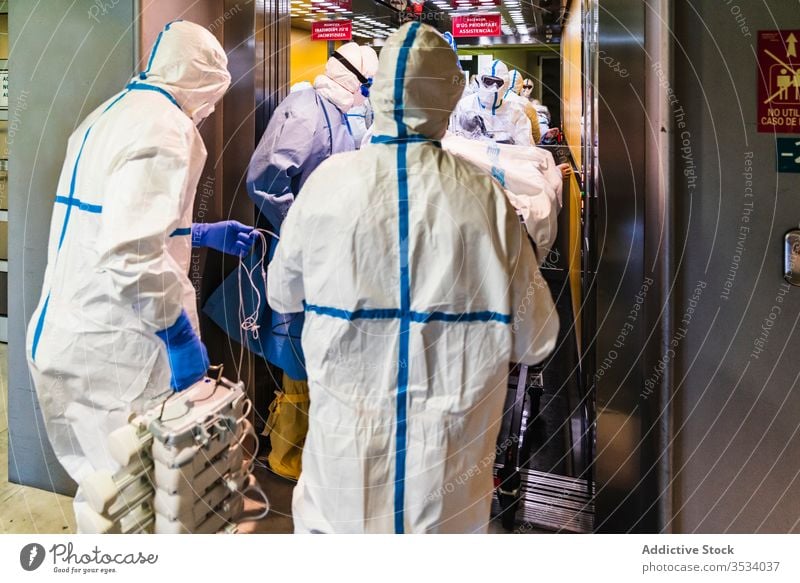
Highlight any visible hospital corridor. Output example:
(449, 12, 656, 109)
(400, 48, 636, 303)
(1, 0, 800, 561)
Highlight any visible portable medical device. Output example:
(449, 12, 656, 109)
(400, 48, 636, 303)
(77, 372, 268, 534)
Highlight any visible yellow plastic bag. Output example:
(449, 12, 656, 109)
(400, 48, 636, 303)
(263, 374, 309, 480)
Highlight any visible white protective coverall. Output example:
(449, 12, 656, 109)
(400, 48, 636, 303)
(442, 134, 563, 263)
(505, 69, 541, 144)
(26, 21, 231, 493)
(450, 59, 532, 147)
(268, 22, 559, 533)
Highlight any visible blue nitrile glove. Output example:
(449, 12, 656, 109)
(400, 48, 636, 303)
(192, 220, 257, 257)
(155, 310, 210, 392)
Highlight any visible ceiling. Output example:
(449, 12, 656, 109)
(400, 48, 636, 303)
(289, 0, 567, 46)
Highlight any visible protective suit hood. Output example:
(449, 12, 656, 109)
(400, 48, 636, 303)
(476, 59, 509, 111)
(135, 20, 231, 124)
(315, 42, 378, 111)
(371, 23, 463, 140)
(507, 68, 524, 96)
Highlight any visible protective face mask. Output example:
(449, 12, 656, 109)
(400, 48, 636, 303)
(477, 86, 503, 111)
(351, 90, 366, 107)
(521, 86, 533, 98)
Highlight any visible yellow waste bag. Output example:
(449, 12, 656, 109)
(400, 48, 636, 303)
(263, 374, 309, 480)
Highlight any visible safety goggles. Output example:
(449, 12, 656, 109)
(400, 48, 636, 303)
(332, 50, 372, 97)
(522, 83, 534, 90)
(480, 75, 504, 89)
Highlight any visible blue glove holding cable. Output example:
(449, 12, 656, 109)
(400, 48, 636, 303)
(192, 220, 258, 257)
(155, 309, 210, 392)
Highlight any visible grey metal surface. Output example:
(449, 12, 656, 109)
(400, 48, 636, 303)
(644, 0, 675, 533)
(255, 0, 290, 138)
(670, 0, 800, 533)
(7, 0, 137, 494)
(492, 468, 595, 533)
(214, 0, 259, 412)
(594, 0, 651, 532)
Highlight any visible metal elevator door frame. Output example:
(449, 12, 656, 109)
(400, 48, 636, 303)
(591, 0, 674, 532)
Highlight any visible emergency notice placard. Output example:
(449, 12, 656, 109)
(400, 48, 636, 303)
(452, 14, 502, 38)
(758, 30, 800, 133)
(311, 20, 352, 41)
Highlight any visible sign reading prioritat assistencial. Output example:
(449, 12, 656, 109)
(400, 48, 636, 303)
(758, 30, 800, 133)
(311, 20, 352, 41)
(451, 14, 502, 38)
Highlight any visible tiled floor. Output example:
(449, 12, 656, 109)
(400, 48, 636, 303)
(0, 343, 76, 534)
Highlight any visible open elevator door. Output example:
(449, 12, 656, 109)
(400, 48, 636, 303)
(482, 0, 597, 533)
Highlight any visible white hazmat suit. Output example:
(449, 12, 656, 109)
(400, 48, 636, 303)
(268, 22, 558, 533)
(442, 134, 563, 263)
(26, 21, 231, 501)
(450, 59, 532, 146)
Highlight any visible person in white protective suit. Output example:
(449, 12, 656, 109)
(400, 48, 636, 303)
(450, 59, 532, 146)
(521, 77, 535, 100)
(505, 69, 541, 145)
(206, 41, 378, 482)
(25, 21, 239, 528)
(346, 99, 374, 149)
(267, 22, 559, 533)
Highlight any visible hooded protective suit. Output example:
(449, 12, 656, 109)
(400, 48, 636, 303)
(245, 41, 379, 232)
(268, 23, 559, 533)
(505, 69, 541, 144)
(26, 21, 230, 494)
(205, 42, 379, 381)
(450, 59, 532, 146)
(203, 41, 378, 480)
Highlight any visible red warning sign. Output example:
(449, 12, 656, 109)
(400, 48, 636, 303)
(311, 20, 352, 41)
(758, 30, 800, 133)
(452, 14, 502, 38)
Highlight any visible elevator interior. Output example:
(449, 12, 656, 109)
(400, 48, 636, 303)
(288, 0, 597, 533)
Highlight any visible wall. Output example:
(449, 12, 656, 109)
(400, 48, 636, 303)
(290, 26, 330, 86)
(671, 0, 800, 532)
(561, 5, 581, 168)
(561, 2, 583, 335)
(457, 45, 557, 91)
(7, 0, 137, 493)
